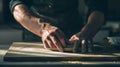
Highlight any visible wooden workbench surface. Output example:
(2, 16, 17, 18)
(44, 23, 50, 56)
(4, 42, 120, 62)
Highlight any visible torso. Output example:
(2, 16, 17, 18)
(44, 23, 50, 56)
(30, 0, 78, 16)
(27, 0, 83, 38)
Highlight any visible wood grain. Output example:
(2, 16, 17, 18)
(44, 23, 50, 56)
(4, 42, 120, 62)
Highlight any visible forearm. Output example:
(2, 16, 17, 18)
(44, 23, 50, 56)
(13, 4, 44, 37)
(80, 11, 104, 38)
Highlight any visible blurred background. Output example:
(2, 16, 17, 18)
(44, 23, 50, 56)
(0, 0, 120, 44)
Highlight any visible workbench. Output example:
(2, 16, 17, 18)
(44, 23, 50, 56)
(0, 42, 120, 67)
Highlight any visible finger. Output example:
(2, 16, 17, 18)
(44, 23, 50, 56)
(43, 40, 50, 49)
(69, 35, 79, 45)
(88, 40, 93, 52)
(54, 30, 67, 47)
(45, 37, 52, 48)
(50, 35, 64, 52)
(46, 37, 56, 48)
(73, 40, 80, 53)
(81, 40, 88, 53)
(41, 30, 50, 41)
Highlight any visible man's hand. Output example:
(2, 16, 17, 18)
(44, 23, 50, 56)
(41, 23, 67, 52)
(69, 32, 93, 53)
(69, 11, 104, 53)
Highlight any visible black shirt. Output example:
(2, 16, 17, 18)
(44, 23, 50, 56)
(9, 0, 107, 38)
(10, 0, 78, 15)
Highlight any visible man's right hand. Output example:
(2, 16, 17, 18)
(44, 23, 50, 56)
(41, 23, 67, 52)
(12, 4, 67, 52)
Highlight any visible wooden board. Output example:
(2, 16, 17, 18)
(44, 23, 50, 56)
(4, 42, 120, 62)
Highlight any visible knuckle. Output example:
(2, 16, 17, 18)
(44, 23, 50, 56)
(53, 40, 58, 45)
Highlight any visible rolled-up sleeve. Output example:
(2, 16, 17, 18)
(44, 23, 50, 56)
(9, 0, 25, 13)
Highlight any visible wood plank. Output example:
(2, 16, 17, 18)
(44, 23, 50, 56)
(4, 42, 120, 62)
